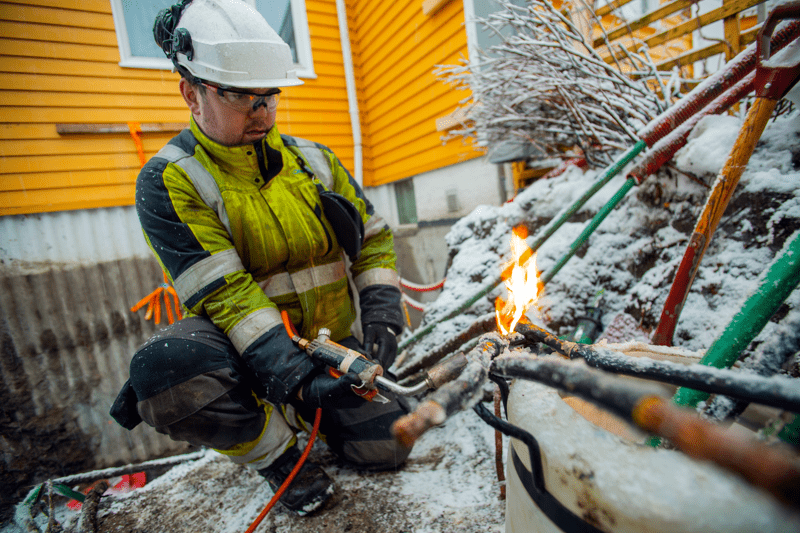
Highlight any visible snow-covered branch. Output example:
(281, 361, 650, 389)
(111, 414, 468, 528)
(437, 0, 675, 165)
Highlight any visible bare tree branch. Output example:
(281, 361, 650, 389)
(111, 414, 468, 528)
(437, 0, 678, 164)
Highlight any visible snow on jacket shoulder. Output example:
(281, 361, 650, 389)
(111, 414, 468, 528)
(134, 119, 399, 404)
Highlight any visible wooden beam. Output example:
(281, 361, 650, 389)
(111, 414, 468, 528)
(655, 43, 726, 73)
(595, 0, 637, 18)
(595, 0, 695, 49)
(641, 0, 764, 51)
(723, 0, 742, 62)
(625, 24, 758, 77)
(56, 123, 189, 135)
(650, 24, 759, 73)
(604, 0, 764, 64)
(422, 0, 451, 16)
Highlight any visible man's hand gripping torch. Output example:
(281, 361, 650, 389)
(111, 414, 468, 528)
(281, 311, 468, 404)
(294, 327, 391, 403)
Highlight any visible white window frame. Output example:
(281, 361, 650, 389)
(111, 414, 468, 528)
(463, 0, 529, 65)
(109, 0, 316, 78)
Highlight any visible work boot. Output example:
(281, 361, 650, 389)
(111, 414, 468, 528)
(257, 445, 335, 516)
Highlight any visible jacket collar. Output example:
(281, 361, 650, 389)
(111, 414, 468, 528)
(189, 117, 285, 183)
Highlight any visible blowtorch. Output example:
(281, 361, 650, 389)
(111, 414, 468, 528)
(291, 327, 468, 403)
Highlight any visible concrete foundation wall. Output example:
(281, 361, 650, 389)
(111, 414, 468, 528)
(414, 156, 506, 222)
(364, 156, 509, 329)
(0, 207, 193, 517)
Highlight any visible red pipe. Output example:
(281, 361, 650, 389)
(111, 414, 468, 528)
(637, 20, 800, 146)
(629, 70, 756, 184)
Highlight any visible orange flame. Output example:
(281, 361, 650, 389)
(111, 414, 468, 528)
(495, 226, 542, 335)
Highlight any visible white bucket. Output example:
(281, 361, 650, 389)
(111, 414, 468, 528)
(504, 377, 800, 533)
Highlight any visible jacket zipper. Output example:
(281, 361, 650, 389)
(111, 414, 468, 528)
(258, 141, 334, 256)
(254, 141, 269, 183)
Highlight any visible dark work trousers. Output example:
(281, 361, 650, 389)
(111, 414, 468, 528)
(126, 316, 412, 471)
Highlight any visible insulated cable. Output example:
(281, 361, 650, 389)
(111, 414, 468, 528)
(514, 320, 800, 413)
(401, 291, 426, 312)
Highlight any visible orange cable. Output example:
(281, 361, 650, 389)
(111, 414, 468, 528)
(163, 289, 174, 324)
(244, 407, 322, 533)
(280, 310, 298, 336)
(167, 286, 183, 320)
(245, 310, 321, 532)
(401, 299, 412, 328)
(130, 272, 182, 325)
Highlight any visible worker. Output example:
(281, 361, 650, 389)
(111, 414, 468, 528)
(110, 0, 411, 516)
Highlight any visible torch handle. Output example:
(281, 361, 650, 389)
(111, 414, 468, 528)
(294, 335, 384, 388)
(305, 339, 379, 376)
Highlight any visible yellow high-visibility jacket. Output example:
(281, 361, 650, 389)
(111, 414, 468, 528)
(135, 118, 402, 404)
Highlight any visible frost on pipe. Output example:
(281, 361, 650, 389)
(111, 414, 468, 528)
(628, 71, 756, 184)
(636, 19, 800, 144)
(503, 378, 800, 533)
(391, 333, 504, 449)
(513, 320, 800, 413)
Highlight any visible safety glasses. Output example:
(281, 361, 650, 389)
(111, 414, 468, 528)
(200, 82, 281, 113)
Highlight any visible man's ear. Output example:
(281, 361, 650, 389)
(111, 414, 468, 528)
(179, 78, 201, 115)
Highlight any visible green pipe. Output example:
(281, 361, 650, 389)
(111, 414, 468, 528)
(540, 178, 636, 286)
(398, 141, 646, 351)
(648, 231, 800, 447)
(777, 415, 800, 447)
(527, 142, 645, 253)
(673, 230, 800, 409)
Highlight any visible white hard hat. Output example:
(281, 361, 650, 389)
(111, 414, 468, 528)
(155, 0, 303, 88)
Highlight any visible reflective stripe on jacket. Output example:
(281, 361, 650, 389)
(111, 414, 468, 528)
(136, 119, 398, 378)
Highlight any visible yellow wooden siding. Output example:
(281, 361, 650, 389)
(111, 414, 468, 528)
(348, 0, 482, 187)
(0, 0, 353, 215)
(1, 0, 485, 214)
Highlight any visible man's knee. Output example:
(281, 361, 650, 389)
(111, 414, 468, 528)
(340, 437, 412, 470)
(317, 392, 413, 470)
(126, 317, 263, 450)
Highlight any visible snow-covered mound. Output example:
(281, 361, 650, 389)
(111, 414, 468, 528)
(398, 111, 800, 380)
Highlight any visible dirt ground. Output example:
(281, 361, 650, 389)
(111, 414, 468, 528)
(6, 407, 506, 533)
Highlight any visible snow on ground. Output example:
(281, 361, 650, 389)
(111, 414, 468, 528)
(7, 407, 506, 533)
(5, 110, 800, 532)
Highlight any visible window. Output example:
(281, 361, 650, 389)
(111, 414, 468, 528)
(445, 189, 460, 213)
(463, 0, 527, 62)
(110, 0, 315, 77)
(395, 179, 418, 225)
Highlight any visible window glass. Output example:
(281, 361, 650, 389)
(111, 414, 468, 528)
(472, 0, 528, 52)
(256, 0, 298, 63)
(122, 0, 171, 58)
(395, 180, 418, 225)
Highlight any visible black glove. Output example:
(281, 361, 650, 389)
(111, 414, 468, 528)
(241, 324, 320, 406)
(359, 284, 403, 368)
(362, 322, 398, 368)
(299, 369, 364, 410)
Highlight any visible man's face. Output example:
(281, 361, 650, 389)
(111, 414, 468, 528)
(180, 78, 280, 146)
